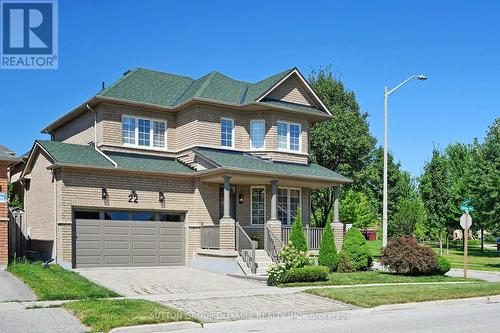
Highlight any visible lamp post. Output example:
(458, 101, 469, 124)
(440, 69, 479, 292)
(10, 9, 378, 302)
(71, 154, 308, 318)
(382, 74, 427, 248)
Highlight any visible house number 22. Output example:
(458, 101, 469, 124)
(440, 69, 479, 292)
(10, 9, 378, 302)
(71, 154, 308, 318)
(128, 190, 138, 203)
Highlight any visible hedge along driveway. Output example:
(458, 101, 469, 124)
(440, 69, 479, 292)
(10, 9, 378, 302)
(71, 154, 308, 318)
(7, 262, 119, 300)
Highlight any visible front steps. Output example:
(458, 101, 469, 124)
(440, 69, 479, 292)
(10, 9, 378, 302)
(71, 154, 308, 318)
(237, 249, 274, 275)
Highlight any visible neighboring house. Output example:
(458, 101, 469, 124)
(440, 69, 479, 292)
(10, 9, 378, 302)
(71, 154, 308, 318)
(16, 67, 351, 271)
(0, 145, 18, 264)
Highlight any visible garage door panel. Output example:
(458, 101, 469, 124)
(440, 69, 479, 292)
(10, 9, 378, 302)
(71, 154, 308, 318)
(104, 240, 130, 250)
(103, 226, 131, 236)
(75, 218, 185, 268)
(104, 255, 130, 265)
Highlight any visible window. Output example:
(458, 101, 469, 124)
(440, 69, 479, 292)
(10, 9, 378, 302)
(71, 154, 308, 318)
(276, 121, 301, 152)
(122, 116, 166, 149)
(104, 211, 130, 220)
(74, 211, 100, 220)
(277, 188, 301, 225)
(153, 121, 165, 148)
(138, 119, 151, 146)
(122, 117, 136, 145)
(250, 120, 265, 150)
(251, 187, 265, 225)
(221, 118, 234, 147)
(130, 211, 156, 221)
(159, 214, 184, 222)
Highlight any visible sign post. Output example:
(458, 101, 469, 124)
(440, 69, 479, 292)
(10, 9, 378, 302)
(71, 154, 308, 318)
(460, 199, 474, 279)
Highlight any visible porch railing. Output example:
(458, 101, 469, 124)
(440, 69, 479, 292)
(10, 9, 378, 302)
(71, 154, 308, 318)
(282, 225, 325, 250)
(200, 225, 219, 249)
(235, 222, 256, 274)
(264, 223, 282, 263)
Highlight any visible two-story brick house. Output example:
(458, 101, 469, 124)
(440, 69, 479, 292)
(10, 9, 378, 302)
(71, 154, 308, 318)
(17, 67, 351, 271)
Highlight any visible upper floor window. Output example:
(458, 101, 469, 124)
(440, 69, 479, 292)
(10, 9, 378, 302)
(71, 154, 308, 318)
(250, 120, 265, 150)
(277, 121, 301, 152)
(221, 118, 234, 148)
(122, 116, 166, 149)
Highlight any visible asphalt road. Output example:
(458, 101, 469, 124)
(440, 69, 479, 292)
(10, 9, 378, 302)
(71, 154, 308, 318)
(178, 296, 500, 333)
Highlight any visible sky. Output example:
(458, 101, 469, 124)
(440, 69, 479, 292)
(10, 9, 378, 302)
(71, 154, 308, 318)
(0, 0, 498, 176)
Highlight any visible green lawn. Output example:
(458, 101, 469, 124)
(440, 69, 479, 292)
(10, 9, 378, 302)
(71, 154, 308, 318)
(436, 246, 500, 272)
(306, 282, 500, 307)
(63, 299, 198, 333)
(367, 239, 382, 258)
(281, 270, 476, 287)
(8, 261, 119, 300)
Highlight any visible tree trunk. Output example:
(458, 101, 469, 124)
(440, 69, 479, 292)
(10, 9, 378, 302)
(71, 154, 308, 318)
(481, 227, 484, 251)
(446, 234, 449, 255)
(438, 229, 443, 255)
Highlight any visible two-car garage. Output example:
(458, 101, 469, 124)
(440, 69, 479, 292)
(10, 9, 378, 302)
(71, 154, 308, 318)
(73, 210, 185, 268)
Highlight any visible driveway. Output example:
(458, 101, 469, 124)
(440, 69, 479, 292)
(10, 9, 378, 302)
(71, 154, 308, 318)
(76, 267, 354, 322)
(0, 270, 36, 302)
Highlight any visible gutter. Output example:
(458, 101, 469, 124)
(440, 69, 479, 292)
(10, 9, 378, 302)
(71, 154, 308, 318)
(86, 104, 117, 168)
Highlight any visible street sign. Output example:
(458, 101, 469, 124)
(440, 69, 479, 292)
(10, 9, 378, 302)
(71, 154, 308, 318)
(460, 199, 474, 213)
(460, 213, 473, 229)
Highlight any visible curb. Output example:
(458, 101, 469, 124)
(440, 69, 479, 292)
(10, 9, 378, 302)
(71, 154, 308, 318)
(109, 321, 202, 333)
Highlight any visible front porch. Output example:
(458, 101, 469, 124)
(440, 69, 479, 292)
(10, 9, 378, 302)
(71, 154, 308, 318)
(193, 172, 346, 274)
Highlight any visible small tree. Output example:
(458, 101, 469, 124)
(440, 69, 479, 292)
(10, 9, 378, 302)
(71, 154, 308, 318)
(318, 219, 338, 271)
(389, 198, 427, 237)
(340, 190, 378, 229)
(341, 228, 372, 270)
(289, 209, 307, 252)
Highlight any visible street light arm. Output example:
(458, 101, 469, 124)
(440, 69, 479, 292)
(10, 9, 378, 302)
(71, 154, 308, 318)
(387, 75, 419, 96)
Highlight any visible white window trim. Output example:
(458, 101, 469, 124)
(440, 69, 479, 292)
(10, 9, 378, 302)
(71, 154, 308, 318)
(277, 120, 301, 153)
(250, 186, 266, 225)
(220, 117, 235, 149)
(250, 119, 266, 150)
(122, 115, 167, 151)
(278, 187, 302, 226)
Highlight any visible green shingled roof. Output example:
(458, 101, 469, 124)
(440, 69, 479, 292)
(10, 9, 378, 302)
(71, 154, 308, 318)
(97, 67, 326, 114)
(37, 141, 194, 174)
(38, 141, 114, 167)
(195, 148, 351, 183)
(104, 151, 195, 173)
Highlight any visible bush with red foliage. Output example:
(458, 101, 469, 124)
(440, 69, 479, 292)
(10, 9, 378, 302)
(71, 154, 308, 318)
(380, 237, 439, 275)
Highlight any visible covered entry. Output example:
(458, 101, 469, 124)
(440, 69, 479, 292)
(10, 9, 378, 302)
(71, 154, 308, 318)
(73, 210, 185, 268)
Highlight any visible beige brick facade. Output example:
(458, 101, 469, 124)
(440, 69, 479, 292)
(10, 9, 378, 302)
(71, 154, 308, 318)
(0, 163, 7, 263)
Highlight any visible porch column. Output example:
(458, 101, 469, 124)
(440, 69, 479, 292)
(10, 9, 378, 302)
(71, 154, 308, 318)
(331, 186, 344, 251)
(219, 175, 235, 251)
(266, 180, 282, 251)
(270, 179, 278, 220)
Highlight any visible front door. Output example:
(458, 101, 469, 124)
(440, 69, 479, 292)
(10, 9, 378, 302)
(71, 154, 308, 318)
(219, 185, 236, 220)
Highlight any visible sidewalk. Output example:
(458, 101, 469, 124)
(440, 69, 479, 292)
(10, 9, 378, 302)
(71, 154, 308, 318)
(446, 268, 500, 282)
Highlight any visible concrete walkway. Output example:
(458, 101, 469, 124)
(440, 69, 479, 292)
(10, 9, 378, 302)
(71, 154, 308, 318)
(0, 302, 87, 333)
(446, 268, 500, 282)
(0, 269, 36, 302)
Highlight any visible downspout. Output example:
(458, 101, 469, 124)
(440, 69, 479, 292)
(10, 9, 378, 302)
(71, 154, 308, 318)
(51, 170, 58, 263)
(86, 104, 117, 167)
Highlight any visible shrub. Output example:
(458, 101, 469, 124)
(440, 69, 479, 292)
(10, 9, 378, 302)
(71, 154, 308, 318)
(285, 265, 329, 283)
(266, 264, 287, 286)
(380, 236, 439, 275)
(280, 243, 312, 269)
(342, 228, 372, 271)
(336, 251, 356, 273)
(436, 255, 451, 275)
(318, 220, 338, 271)
(289, 209, 307, 252)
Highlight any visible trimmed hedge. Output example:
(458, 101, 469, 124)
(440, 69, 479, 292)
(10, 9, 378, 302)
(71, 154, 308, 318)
(437, 255, 451, 275)
(285, 265, 329, 283)
(318, 220, 338, 271)
(289, 209, 307, 252)
(336, 251, 356, 273)
(342, 228, 372, 271)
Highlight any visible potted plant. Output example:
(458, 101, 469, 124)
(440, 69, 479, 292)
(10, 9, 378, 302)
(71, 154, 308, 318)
(250, 235, 260, 249)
